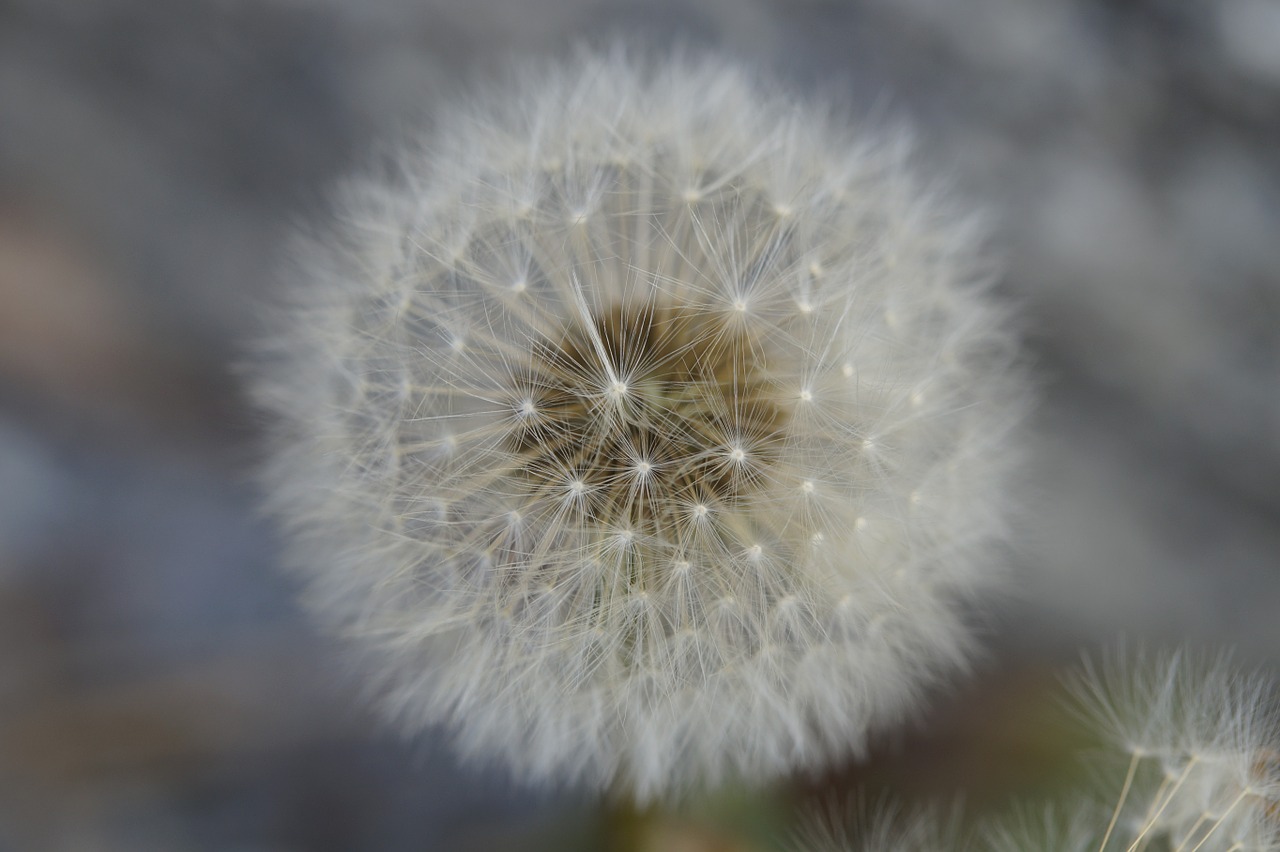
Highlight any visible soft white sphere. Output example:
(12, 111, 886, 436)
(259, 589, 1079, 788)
(255, 47, 1028, 800)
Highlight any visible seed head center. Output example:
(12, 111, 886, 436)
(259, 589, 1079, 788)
(508, 302, 786, 539)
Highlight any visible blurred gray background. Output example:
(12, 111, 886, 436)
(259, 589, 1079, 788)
(1, 0, 1277, 849)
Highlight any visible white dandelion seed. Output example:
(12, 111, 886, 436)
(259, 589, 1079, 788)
(253, 46, 1028, 800)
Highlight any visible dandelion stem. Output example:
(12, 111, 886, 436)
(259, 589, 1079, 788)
(1186, 790, 1249, 852)
(1174, 813, 1210, 852)
(1100, 750, 1142, 852)
(1126, 756, 1199, 852)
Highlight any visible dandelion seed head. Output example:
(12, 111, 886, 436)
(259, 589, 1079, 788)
(1065, 647, 1280, 852)
(788, 797, 967, 852)
(254, 46, 1028, 800)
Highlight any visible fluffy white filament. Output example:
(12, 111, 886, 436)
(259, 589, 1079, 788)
(254, 47, 1027, 800)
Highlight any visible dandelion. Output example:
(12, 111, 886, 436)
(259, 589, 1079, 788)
(969, 651, 1280, 852)
(252, 46, 1027, 800)
(1065, 647, 1280, 852)
(981, 802, 1105, 852)
(789, 798, 967, 852)
(789, 650, 1280, 852)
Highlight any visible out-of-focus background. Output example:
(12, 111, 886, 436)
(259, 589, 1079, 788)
(1, 1, 1277, 849)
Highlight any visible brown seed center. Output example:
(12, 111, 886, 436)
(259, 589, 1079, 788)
(505, 303, 787, 536)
